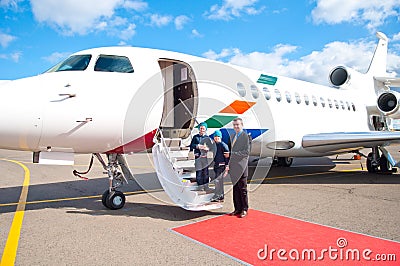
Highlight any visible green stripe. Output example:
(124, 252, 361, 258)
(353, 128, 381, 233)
(204, 115, 237, 128)
(257, 74, 277, 85)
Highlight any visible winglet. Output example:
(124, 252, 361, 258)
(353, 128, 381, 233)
(366, 32, 388, 76)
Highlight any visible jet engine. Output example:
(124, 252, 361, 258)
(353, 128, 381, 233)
(328, 66, 366, 90)
(377, 91, 400, 118)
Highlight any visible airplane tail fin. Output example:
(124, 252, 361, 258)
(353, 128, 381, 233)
(366, 32, 388, 76)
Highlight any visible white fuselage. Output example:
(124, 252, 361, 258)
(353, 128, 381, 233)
(0, 47, 377, 157)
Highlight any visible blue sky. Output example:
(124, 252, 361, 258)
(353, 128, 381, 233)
(1, 0, 399, 85)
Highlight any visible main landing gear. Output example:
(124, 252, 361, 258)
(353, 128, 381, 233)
(74, 153, 132, 210)
(366, 147, 396, 174)
(272, 156, 293, 167)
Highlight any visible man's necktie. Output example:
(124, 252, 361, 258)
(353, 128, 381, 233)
(232, 133, 238, 146)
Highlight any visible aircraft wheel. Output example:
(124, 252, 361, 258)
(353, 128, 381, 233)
(106, 190, 126, 210)
(102, 190, 111, 208)
(379, 155, 392, 173)
(277, 157, 293, 167)
(366, 153, 378, 173)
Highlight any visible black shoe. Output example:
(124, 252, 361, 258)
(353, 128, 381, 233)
(211, 196, 224, 203)
(239, 210, 248, 218)
(229, 210, 241, 216)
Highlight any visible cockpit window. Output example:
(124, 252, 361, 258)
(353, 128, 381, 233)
(46, 55, 92, 72)
(94, 55, 134, 73)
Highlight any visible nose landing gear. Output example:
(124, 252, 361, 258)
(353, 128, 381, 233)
(96, 153, 129, 210)
(74, 153, 131, 210)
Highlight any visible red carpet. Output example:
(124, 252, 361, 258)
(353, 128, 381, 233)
(172, 210, 399, 265)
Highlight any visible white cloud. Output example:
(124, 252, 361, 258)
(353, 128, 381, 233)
(191, 29, 204, 38)
(42, 51, 71, 64)
(110, 16, 128, 27)
(119, 23, 136, 40)
(311, 0, 400, 31)
(204, 39, 400, 86)
(174, 15, 190, 30)
(30, 0, 121, 35)
(392, 32, 400, 42)
(123, 0, 148, 12)
(149, 14, 173, 27)
(203, 48, 240, 60)
(205, 0, 264, 20)
(272, 8, 288, 14)
(0, 32, 16, 48)
(0, 0, 22, 9)
(29, 0, 146, 40)
(0, 51, 22, 62)
(10, 51, 21, 62)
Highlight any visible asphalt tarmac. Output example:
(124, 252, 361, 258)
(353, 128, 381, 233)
(0, 147, 399, 265)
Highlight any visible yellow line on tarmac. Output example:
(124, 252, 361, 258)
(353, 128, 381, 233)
(0, 160, 30, 266)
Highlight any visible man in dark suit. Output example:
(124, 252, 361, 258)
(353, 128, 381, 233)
(228, 117, 251, 218)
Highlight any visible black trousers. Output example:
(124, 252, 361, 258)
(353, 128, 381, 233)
(232, 176, 248, 212)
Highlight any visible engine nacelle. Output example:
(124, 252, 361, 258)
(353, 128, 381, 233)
(328, 66, 367, 89)
(377, 91, 400, 118)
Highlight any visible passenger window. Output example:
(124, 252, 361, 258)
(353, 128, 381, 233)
(340, 100, 345, 110)
(263, 87, 271, 100)
(328, 99, 333, 108)
(304, 94, 309, 105)
(312, 95, 317, 106)
(285, 91, 292, 103)
(46, 54, 92, 72)
(94, 55, 134, 73)
(250, 85, 259, 99)
(346, 101, 351, 110)
(334, 100, 339, 109)
(320, 97, 325, 107)
(275, 89, 282, 102)
(237, 82, 246, 97)
(295, 92, 301, 104)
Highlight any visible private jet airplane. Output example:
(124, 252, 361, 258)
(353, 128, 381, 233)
(1, 32, 400, 211)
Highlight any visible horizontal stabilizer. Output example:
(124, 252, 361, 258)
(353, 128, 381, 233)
(302, 131, 400, 153)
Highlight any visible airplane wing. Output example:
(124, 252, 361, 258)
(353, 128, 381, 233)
(302, 131, 400, 153)
(374, 77, 400, 87)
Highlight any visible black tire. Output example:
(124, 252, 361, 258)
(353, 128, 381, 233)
(277, 157, 293, 167)
(102, 190, 111, 208)
(366, 152, 378, 173)
(106, 191, 126, 210)
(379, 155, 392, 173)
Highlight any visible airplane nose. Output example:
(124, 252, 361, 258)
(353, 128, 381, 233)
(0, 78, 43, 151)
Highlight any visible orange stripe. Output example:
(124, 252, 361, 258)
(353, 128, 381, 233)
(220, 100, 256, 114)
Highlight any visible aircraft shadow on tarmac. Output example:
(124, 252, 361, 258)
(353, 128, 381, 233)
(0, 157, 399, 219)
(0, 172, 226, 220)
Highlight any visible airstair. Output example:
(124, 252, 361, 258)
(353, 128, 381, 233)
(152, 130, 223, 211)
